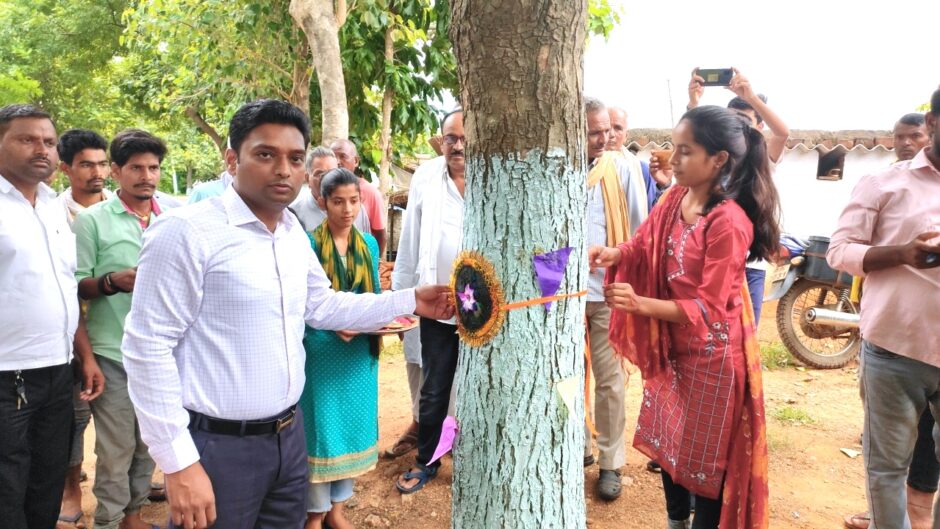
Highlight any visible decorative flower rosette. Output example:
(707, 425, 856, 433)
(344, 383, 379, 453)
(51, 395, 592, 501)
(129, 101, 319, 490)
(450, 250, 506, 347)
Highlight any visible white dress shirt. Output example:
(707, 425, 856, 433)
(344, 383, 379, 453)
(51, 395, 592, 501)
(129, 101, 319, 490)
(122, 186, 416, 473)
(57, 186, 113, 226)
(0, 175, 78, 370)
(392, 156, 462, 324)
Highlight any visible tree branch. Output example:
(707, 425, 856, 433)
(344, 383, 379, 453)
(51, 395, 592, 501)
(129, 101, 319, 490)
(184, 106, 226, 155)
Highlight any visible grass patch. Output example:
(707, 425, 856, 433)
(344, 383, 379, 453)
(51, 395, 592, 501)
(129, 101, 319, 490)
(766, 428, 793, 453)
(760, 342, 792, 370)
(380, 337, 404, 360)
(772, 406, 816, 426)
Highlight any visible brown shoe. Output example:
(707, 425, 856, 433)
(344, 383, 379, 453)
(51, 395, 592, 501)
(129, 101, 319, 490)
(383, 426, 419, 459)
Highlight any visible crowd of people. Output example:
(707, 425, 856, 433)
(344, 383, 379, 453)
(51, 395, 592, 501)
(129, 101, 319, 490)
(0, 68, 938, 529)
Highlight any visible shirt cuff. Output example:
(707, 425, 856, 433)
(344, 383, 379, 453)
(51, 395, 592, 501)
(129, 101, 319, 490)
(838, 243, 870, 277)
(150, 430, 200, 474)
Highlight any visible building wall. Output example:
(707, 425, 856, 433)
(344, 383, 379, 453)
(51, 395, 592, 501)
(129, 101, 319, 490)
(637, 146, 896, 239)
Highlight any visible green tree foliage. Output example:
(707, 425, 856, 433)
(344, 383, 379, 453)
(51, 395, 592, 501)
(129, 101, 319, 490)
(0, 0, 620, 188)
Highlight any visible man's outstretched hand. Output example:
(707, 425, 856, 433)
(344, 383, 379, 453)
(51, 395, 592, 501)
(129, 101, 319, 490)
(414, 285, 455, 320)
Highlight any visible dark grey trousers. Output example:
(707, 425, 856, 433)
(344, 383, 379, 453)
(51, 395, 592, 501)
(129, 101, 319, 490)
(174, 407, 308, 529)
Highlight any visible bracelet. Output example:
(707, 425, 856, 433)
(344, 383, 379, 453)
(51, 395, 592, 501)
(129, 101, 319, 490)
(99, 273, 119, 296)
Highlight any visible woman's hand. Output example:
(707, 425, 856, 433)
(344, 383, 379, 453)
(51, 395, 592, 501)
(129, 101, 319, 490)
(588, 245, 622, 270)
(604, 282, 642, 313)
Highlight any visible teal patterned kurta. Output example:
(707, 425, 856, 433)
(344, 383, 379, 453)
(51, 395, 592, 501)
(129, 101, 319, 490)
(300, 231, 380, 482)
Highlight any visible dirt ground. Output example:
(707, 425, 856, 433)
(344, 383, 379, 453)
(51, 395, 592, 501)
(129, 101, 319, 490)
(71, 303, 868, 529)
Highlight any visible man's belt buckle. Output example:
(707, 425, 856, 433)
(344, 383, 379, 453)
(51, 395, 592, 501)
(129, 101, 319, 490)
(275, 409, 295, 433)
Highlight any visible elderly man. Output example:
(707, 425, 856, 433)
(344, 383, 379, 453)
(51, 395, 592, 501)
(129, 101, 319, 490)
(583, 97, 649, 501)
(0, 104, 102, 529)
(392, 109, 466, 495)
(289, 146, 370, 233)
(828, 88, 940, 529)
(330, 139, 387, 257)
(605, 106, 662, 212)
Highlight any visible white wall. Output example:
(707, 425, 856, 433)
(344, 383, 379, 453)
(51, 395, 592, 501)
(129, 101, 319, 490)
(636, 146, 896, 239)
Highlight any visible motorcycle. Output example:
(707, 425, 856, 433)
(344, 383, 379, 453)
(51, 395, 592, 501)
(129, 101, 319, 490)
(764, 235, 862, 369)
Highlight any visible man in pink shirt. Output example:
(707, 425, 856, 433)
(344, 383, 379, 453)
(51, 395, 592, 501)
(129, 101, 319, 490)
(330, 139, 387, 258)
(828, 87, 940, 529)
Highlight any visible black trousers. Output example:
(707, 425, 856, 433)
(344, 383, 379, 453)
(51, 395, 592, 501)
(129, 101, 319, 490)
(416, 318, 459, 468)
(0, 363, 73, 529)
(662, 470, 723, 529)
(909, 408, 940, 493)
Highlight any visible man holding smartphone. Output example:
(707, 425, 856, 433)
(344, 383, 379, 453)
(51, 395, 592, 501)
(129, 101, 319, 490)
(828, 88, 940, 529)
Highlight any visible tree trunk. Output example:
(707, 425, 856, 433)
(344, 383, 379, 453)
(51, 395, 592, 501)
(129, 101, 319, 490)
(289, 39, 312, 115)
(449, 2, 588, 528)
(185, 106, 226, 156)
(185, 164, 193, 194)
(377, 22, 394, 196)
(290, 0, 349, 143)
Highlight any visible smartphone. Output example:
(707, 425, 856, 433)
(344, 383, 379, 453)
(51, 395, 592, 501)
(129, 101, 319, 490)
(697, 68, 734, 87)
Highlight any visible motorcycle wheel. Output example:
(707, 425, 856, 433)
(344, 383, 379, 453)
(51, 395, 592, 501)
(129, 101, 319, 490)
(775, 278, 861, 369)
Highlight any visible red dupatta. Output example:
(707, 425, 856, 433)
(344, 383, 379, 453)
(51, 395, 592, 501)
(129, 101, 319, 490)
(605, 187, 769, 529)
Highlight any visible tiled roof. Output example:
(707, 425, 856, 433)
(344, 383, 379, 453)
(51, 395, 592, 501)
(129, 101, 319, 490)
(626, 128, 895, 152)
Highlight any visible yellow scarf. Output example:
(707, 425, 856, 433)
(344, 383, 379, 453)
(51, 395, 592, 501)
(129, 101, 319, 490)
(587, 151, 631, 246)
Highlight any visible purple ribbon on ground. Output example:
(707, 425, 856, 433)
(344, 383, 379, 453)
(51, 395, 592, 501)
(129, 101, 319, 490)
(532, 247, 573, 311)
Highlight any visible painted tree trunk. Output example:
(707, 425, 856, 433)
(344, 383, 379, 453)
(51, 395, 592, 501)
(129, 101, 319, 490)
(449, 1, 588, 528)
(289, 0, 349, 143)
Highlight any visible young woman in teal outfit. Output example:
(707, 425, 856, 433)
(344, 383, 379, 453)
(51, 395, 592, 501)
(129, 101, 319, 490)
(301, 168, 381, 529)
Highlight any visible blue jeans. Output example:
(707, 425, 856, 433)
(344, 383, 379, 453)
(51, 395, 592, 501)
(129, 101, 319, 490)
(861, 341, 940, 529)
(306, 479, 354, 513)
(744, 267, 765, 325)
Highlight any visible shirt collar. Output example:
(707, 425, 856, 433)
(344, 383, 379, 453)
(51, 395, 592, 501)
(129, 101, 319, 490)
(910, 148, 940, 175)
(221, 184, 297, 231)
(0, 174, 57, 202)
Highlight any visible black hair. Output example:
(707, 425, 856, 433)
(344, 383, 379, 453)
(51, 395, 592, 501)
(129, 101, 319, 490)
(680, 105, 781, 262)
(898, 113, 926, 127)
(320, 167, 360, 199)
(0, 104, 53, 138)
(727, 94, 767, 125)
(229, 99, 311, 154)
(109, 129, 167, 167)
(57, 129, 108, 165)
(931, 87, 940, 116)
(440, 107, 463, 132)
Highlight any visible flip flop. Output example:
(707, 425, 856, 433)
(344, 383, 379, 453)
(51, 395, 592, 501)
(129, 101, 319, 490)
(646, 460, 662, 473)
(57, 512, 84, 529)
(395, 465, 438, 495)
(843, 512, 870, 529)
(383, 430, 419, 459)
(148, 482, 166, 502)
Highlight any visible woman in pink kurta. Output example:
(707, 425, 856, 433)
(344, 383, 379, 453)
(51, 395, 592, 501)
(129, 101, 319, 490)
(590, 106, 780, 529)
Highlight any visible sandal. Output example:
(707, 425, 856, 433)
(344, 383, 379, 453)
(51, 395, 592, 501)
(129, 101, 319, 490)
(384, 429, 419, 459)
(56, 511, 85, 529)
(395, 465, 438, 494)
(148, 482, 166, 502)
(646, 460, 662, 473)
(843, 512, 870, 529)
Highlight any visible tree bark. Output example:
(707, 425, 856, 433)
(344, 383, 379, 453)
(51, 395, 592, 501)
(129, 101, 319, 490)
(184, 106, 226, 156)
(185, 164, 193, 194)
(377, 22, 395, 197)
(449, 2, 588, 528)
(289, 39, 312, 115)
(290, 0, 349, 144)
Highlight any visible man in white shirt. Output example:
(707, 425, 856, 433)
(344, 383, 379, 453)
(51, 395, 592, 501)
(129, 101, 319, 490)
(0, 104, 102, 529)
(56, 128, 113, 225)
(122, 99, 453, 529)
(289, 146, 370, 233)
(392, 109, 466, 495)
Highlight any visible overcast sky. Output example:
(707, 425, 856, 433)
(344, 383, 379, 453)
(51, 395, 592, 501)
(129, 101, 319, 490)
(583, 0, 939, 131)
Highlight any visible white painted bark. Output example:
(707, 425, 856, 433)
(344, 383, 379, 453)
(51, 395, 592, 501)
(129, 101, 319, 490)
(449, 1, 589, 527)
(289, 0, 349, 143)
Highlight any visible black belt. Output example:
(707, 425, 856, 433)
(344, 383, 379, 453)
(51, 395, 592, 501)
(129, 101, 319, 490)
(187, 405, 296, 436)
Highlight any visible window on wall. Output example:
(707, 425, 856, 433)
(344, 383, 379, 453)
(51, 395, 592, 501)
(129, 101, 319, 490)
(816, 145, 847, 181)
